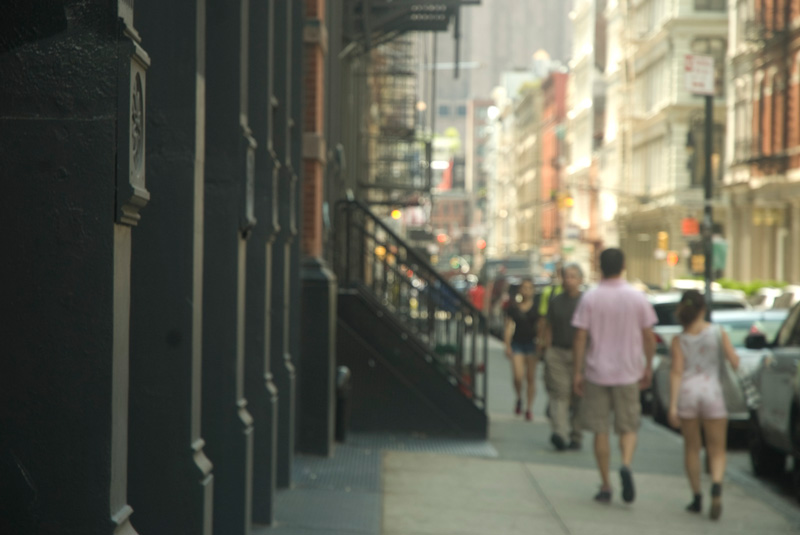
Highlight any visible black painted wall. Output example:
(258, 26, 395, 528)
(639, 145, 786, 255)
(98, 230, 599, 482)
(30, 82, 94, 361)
(0, 2, 142, 533)
(270, 0, 297, 490)
(246, 0, 280, 525)
(202, 0, 256, 532)
(128, 0, 213, 533)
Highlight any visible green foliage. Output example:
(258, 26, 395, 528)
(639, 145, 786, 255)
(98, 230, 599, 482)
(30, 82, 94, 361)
(716, 278, 787, 296)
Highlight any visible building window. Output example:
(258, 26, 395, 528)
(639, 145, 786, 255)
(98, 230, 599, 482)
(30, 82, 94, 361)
(734, 79, 752, 160)
(691, 38, 727, 96)
(456, 105, 467, 117)
(438, 105, 450, 116)
(773, 74, 786, 153)
(695, 0, 726, 11)
(758, 76, 766, 155)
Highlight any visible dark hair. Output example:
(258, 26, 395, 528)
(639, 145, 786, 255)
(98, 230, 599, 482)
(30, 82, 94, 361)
(599, 248, 624, 278)
(676, 290, 705, 327)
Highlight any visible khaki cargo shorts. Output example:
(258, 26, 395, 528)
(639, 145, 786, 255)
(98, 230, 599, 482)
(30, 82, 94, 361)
(580, 381, 641, 434)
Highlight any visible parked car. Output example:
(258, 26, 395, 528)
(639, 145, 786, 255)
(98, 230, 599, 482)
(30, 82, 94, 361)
(744, 301, 800, 493)
(772, 284, 800, 310)
(639, 290, 750, 413)
(650, 290, 751, 356)
(748, 287, 784, 310)
(650, 309, 787, 426)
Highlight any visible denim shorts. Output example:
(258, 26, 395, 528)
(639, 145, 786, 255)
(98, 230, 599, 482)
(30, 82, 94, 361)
(511, 341, 536, 355)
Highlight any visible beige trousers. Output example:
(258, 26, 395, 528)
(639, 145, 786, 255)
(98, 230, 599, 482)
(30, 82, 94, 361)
(545, 346, 582, 444)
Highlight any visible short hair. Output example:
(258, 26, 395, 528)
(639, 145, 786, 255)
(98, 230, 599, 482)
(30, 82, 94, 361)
(600, 248, 625, 278)
(563, 263, 584, 280)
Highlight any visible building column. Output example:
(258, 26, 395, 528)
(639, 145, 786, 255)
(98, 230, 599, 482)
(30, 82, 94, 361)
(246, 0, 280, 525)
(740, 204, 753, 282)
(791, 200, 800, 282)
(724, 202, 736, 281)
(203, 0, 256, 532)
(271, 0, 298, 489)
(0, 4, 146, 532)
(127, 0, 213, 533)
(297, 0, 338, 457)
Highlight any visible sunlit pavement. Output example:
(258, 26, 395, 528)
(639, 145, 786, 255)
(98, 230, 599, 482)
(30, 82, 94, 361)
(380, 338, 800, 534)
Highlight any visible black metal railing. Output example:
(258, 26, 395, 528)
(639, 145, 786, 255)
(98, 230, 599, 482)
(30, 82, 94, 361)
(335, 198, 488, 407)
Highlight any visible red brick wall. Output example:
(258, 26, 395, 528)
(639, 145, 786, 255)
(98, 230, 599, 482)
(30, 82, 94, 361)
(301, 0, 326, 258)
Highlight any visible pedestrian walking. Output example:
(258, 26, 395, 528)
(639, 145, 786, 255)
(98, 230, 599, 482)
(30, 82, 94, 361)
(503, 278, 539, 421)
(572, 248, 657, 504)
(468, 278, 486, 313)
(536, 268, 563, 355)
(543, 263, 584, 451)
(667, 289, 740, 520)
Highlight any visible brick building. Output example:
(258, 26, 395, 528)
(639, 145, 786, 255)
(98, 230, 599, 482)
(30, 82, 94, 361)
(725, 0, 800, 282)
(539, 72, 569, 271)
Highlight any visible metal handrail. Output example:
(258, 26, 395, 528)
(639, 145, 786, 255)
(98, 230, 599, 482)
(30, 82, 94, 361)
(335, 198, 488, 407)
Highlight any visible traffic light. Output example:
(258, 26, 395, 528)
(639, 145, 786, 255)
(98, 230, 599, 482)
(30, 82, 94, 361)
(657, 231, 669, 251)
(476, 238, 487, 250)
(390, 209, 402, 220)
(666, 251, 679, 267)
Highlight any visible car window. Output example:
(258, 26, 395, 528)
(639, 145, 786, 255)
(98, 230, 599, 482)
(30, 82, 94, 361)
(755, 319, 784, 341)
(776, 303, 800, 347)
(654, 304, 679, 325)
(653, 300, 746, 326)
(718, 321, 756, 347)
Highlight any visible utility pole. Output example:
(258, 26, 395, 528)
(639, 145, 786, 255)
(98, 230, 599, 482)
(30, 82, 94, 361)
(685, 53, 716, 317)
(703, 94, 714, 317)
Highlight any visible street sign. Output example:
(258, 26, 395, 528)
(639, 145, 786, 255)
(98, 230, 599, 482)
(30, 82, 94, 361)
(685, 54, 715, 96)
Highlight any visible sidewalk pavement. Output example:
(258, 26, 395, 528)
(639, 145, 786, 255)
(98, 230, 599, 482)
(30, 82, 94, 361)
(382, 337, 800, 534)
(261, 337, 800, 534)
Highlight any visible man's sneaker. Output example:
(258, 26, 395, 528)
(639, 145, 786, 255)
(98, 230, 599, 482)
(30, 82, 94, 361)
(567, 440, 582, 451)
(620, 466, 635, 503)
(550, 433, 567, 451)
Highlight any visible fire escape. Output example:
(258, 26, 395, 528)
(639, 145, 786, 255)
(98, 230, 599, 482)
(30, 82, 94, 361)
(341, 0, 478, 207)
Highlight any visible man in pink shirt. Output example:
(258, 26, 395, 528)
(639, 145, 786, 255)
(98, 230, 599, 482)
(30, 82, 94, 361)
(572, 248, 657, 504)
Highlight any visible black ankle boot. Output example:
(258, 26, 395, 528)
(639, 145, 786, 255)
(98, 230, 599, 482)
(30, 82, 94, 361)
(710, 483, 722, 520)
(686, 493, 701, 513)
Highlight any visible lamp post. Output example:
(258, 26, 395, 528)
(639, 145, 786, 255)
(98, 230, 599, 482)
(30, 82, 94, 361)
(685, 54, 716, 317)
(702, 94, 714, 317)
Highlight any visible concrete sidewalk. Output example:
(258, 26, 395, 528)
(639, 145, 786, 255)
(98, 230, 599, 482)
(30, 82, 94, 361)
(263, 337, 800, 534)
(382, 450, 796, 534)
(380, 337, 800, 534)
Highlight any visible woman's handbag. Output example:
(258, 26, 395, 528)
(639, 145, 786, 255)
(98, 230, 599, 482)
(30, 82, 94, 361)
(716, 325, 747, 413)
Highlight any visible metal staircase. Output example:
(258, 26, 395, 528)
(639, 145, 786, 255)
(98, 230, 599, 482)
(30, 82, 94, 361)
(335, 199, 488, 438)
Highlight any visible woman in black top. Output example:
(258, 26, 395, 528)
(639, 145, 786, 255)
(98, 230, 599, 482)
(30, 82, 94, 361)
(504, 278, 539, 421)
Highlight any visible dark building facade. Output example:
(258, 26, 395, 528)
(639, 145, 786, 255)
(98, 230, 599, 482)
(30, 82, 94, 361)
(0, 1, 481, 533)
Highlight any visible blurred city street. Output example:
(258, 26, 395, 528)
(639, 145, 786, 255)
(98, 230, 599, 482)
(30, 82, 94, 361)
(263, 336, 800, 534)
